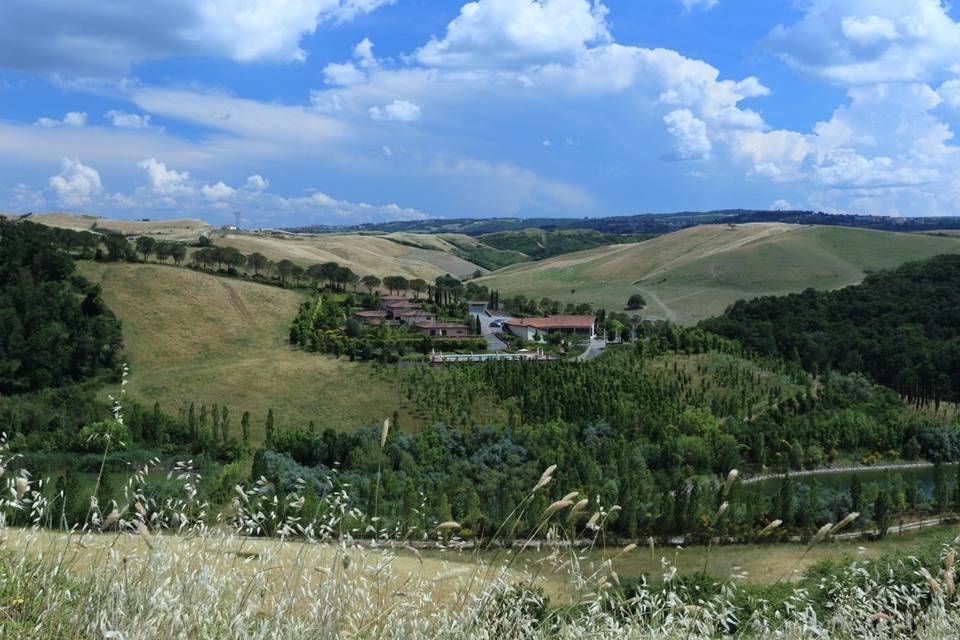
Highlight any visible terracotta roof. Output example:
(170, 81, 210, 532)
(397, 310, 435, 317)
(355, 310, 388, 317)
(416, 322, 469, 329)
(506, 315, 595, 329)
(386, 300, 421, 308)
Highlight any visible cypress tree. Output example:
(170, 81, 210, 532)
(221, 406, 230, 443)
(265, 408, 275, 447)
(188, 402, 197, 439)
(241, 411, 251, 443)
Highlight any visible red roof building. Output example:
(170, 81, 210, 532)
(505, 315, 595, 340)
(415, 322, 470, 338)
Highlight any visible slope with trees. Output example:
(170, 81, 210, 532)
(702, 253, 960, 406)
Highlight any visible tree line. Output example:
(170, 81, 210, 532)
(701, 254, 960, 406)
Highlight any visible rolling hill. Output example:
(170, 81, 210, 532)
(476, 223, 960, 323)
(10, 212, 213, 241)
(213, 231, 484, 280)
(77, 262, 415, 438)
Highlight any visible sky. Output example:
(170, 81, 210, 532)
(1, 0, 959, 226)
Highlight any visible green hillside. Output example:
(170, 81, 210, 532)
(476, 223, 960, 323)
(78, 262, 414, 439)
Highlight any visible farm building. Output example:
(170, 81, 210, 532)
(415, 322, 470, 338)
(378, 295, 412, 311)
(384, 300, 423, 318)
(353, 310, 390, 325)
(504, 315, 595, 341)
(396, 309, 437, 325)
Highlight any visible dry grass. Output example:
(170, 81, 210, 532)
(78, 262, 416, 438)
(2, 445, 960, 639)
(18, 212, 212, 241)
(214, 231, 483, 279)
(478, 223, 960, 323)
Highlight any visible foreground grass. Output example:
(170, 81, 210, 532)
(79, 262, 416, 438)
(3, 444, 960, 639)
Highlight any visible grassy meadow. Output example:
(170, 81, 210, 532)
(15, 212, 213, 241)
(476, 223, 960, 323)
(213, 231, 484, 280)
(78, 262, 415, 439)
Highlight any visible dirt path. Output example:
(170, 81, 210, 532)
(743, 461, 937, 485)
(637, 287, 677, 322)
(219, 280, 253, 321)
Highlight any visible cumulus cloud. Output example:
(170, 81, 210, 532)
(0, 0, 396, 76)
(323, 38, 379, 85)
(766, 0, 960, 84)
(106, 110, 159, 130)
(941, 79, 960, 110)
(771, 199, 793, 210)
(323, 62, 367, 85)
(369, 99, 422, 122)
(244, 175, 270, 191)
(48, 157, 103, 205)
(415, 0, 611, 68)
(138, 157, 192, 195)
(201, 181, 235, 201)
(34, 112, 86, 128)
(662, 109, 711, 161)
(728, 80, 958, 215)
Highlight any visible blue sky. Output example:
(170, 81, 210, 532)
(1, 0, 959, 226)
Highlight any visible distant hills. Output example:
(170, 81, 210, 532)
(285, 209, 960, 237)
(476, 223, 960, 323)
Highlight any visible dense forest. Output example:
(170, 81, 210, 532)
(702, 255, 960, 405)
(0, 219, 122, 393)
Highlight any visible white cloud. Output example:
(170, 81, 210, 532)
(138, 158, 193, 195)
(132, 88, 345, 146)
(0, 0, 396, 76)
(106, 110, 159, 130)
(941, 79, 960, 110)
(840, 15, 900, 48)
(662, 109, 711, 161)
(771, 199, 793, 210)
(369, 99, 422, 122)
(323, 37, 379, 85)
(767, 0, 960, 84)
(680, 0, 718, 11)
(415, 0, 611, 68)
(48, 157, 103, 205)
(323, 62, 367, 85)
(201, 181, 235, 201)
(34, 112, 86, 128)
(244, 174, 270, 191)
(354, 37, 377, 68)
(12, 182, 46, 208)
